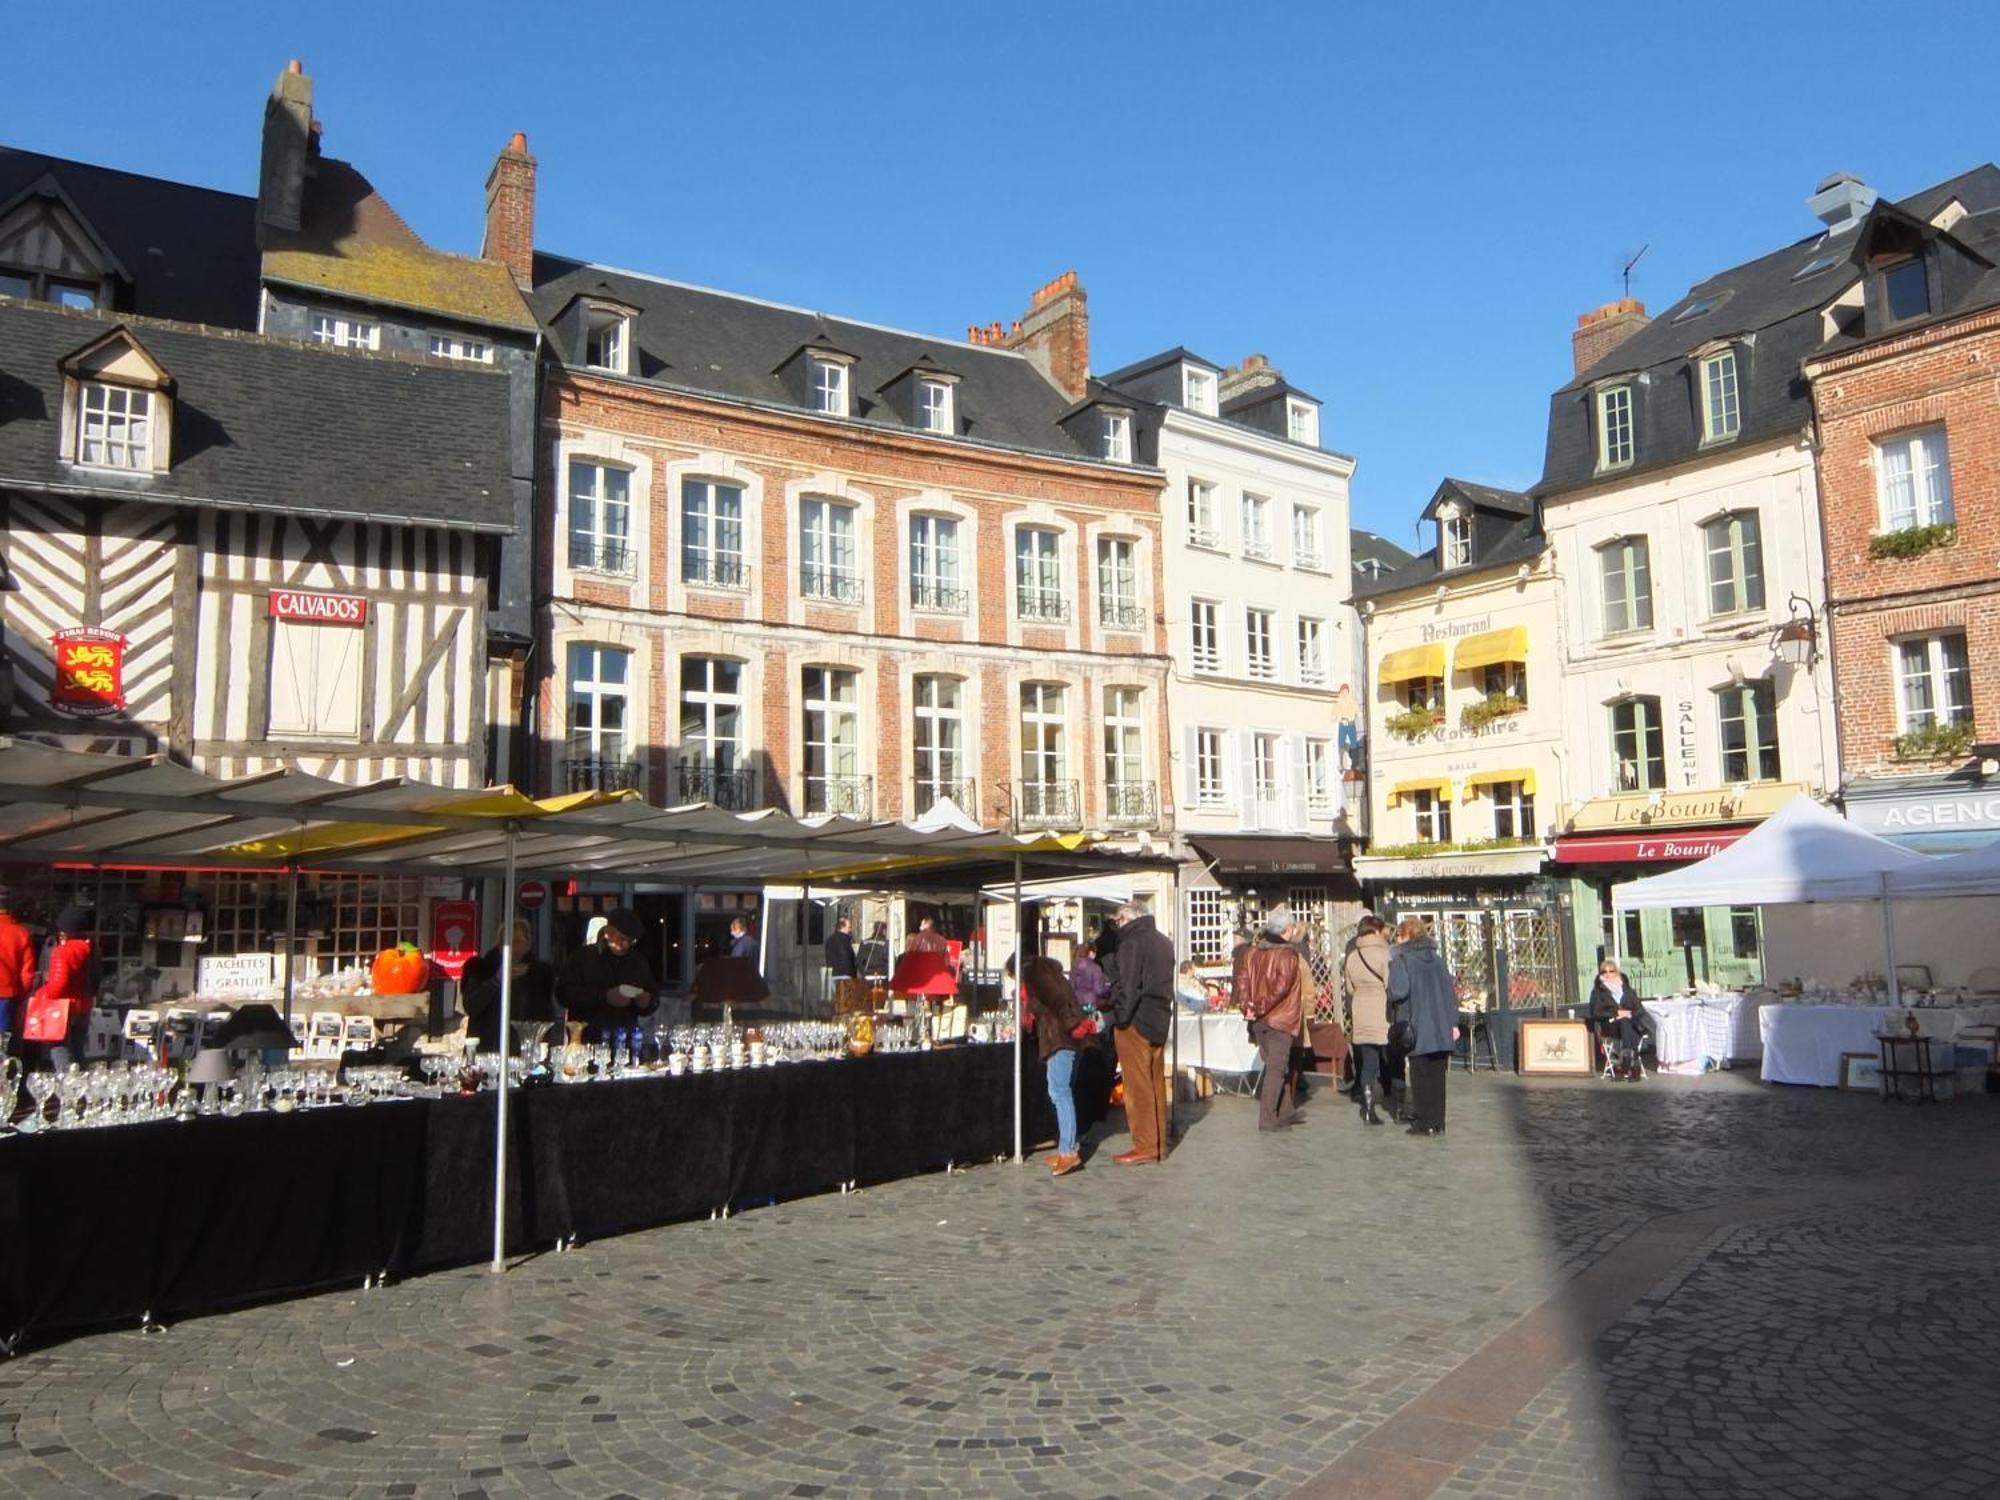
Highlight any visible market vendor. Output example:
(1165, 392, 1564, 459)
(556, 907, 657, 1040)
(461, 918, 558, 1053)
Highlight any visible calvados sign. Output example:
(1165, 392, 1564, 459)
(269, 590, 368, 626)
(50, 627, 128, 716)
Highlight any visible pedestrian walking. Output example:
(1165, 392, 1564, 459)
(1341, 914, 1393, 1126)
(1106, 901, 1172, 1164)
(1387, 915, 1459, 1137)
(23, 906, 96, 1073)
(1236, 909, 1309, 1131)
(0, 885, 34, 1050)
(1007, 953, 1091, 1176)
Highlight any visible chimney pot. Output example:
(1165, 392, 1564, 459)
(508, 130, 528, 154)
(288, 58, 302, 74)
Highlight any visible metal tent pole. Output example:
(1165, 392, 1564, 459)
(1881, 870, 1902, 1008)
(491, 821, 518, 1274)
(1012, 853, 1023, 1164)
(281, 861, 301, 1027)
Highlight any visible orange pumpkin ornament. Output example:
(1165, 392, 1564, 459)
(371, 942, 431, 995)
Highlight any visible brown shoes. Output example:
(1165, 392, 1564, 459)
(1112, 1148, 1160, 1166)
(1049, 1152, 1082, 1177)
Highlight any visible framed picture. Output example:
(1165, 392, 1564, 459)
(1518, 1018, 1593, 1075)
(1839, 1051, 1883, 1092)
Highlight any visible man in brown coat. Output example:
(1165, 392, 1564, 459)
(1236, 908, 1308, 1131)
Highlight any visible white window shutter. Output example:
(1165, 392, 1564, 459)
(316, 625, 363, 738)
(1237, 731, 1259, 830)
(1289, 735, 1310, 830)
(1182, 724, 1199, 808)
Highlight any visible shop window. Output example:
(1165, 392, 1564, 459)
(1620, 908, 1645, 960)
(1730, 906, 1760, 959)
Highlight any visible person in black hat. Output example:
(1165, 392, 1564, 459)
(556, 907, 657, 1040)
(26, 906, 97, 1072)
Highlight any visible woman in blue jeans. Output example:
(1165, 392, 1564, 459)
(1007, 954, 1090, 1176)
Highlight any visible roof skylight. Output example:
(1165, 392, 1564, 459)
(1792, 253, 1841, 281)
(1670, 299, 1715, 324)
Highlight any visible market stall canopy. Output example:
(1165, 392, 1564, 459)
(1611, 795, 1931, 909)
(1884, 835, 2000, 898)
(1452, 626, 1529, 672)
(0, 741, 1162, 890)
(976, 874, 1134, 905)
(1378, 643, 1446, 684)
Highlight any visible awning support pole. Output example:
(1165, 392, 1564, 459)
(1881, 870, 1902, 1008)
(1012, 853, 1023, 1164)
(281, 855, 302, 1027)
(491, 819, 518, 1275)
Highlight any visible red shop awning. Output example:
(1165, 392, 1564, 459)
(1552, 826, 1752, 865)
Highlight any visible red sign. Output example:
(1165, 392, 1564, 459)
(269, 590, 368, 626)
(516, 880, 548, 911)
(51, 627, 128, 716)
(431, 899, 480, 981)
(1553, 827, 1751, 865)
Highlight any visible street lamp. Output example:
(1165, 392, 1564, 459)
(1773, 594, 1820, 669)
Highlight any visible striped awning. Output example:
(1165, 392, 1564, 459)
(1389, 777, 1453, 805)
(1462, 768, 1537, 797)
(1453, 625, 1529, 672)
(1378, 643, 1446, 684)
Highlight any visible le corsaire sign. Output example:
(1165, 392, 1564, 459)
(268, 590, 368, 626)
(1552, 828, 1750, 864)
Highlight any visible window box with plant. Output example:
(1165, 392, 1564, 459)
(1386, 705, 1444, 740)
(1894, 720, 1975, 762)
(1868, 522, 1956, 562)
(1364, 835, 1540, 860)
(1460, 692, 1526, 731)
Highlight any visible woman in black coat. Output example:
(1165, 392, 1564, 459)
(461, 918, 559, 1053)
(1587, 957, 1645, 1078)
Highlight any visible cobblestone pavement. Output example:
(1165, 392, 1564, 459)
(3, 1069, 1997, 1499)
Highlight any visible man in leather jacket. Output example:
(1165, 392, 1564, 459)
(1235, 909, 1308, 1130)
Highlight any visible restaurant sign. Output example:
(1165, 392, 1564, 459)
(50, 627, 128, 716)
(1563, 782, 1804, 833)
(269, 589, 368, 626)
(1552, 828, 1749, 864)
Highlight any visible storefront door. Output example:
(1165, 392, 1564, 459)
(1670, 906, 1708, 988)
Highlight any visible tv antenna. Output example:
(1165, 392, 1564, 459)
(1620, 244, 1650, 300)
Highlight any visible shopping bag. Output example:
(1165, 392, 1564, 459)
(22, 988, 69, 1042)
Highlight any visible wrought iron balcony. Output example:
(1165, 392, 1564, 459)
(804, 773, 873, 818)
(1243, 538, 1275, 562)
(682, 552, 750, 591)
(912, 777, 977, 818)
(910, 581, 969, 615)
(1016, 591, 1072, 624)
(1104, 780, 1158, 829)
(800, 566, 864, 605)
(1014, 778, 1081, 830)
(568, 535, 637, 577)
(673, 761, 761, 811)
(1099, 600, 1147, 630)
(564, 756, 644, 794)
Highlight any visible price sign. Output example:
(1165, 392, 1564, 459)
(195, 953, 275, 997)
(431, 899, 480, 981)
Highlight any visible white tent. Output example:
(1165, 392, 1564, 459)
(1610, 795, 1930, 909)
(1885, 835, 2000, 898)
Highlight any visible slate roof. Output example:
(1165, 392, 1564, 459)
(0, 146, 260, 330)
(0, 299, 513, 532)
(529, 254, 1120, 463)
(1096, 345, 1226, 384)
(262, 156, 537, 333)
(1538, 164, 2000, 497)
(1350, 480, 1542, 601)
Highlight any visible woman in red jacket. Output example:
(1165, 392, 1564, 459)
(26, 907, 96, 1073)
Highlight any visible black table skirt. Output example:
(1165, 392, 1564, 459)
(0, 1043, 1101, 1349)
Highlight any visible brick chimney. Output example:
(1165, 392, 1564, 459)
(482, 132, 537, 288)
(1220, 352, 1281, 402)
(975, 272, 1089, 400)
(1571, 297, 1649, 378)
(257, 59, 314, 245)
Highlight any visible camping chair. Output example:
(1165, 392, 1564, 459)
(1591, 1016, 1650, 1079)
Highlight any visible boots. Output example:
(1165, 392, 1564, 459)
(1358, 1086, 1385, 1126)
(1383, 1082, 1407, 1124)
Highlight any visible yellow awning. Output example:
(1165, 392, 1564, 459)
(1378, 643, 1446, 684)
(1389, 777, 1453, 806)
(225, 786, 638, 859)
(1453, 625, 1530, 673)
(1462, 768, 1537, 797)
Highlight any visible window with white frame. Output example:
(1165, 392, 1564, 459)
(1875, 428, 1953, 533)
(584, 309, 628, 373)
(1245, 608, 1276, 680)
(1700, 350, 1740, 442)
(1291, 504, 1323, 568)
(1412, 788, 1451, 843)
(1288, 615, 1324, 686)
(909, 513, 964, 613)
(1020, 683, 1070, 818)
(1102, 410, 1132, 462)
(682, 478, 746, 588)
(1097, 536, 1141, 628)
(1193, 727, 1227, 806)
(429, 333, 493, 363)
(1442, 513, 1472, 569)
(565, 644, 632, 787)
(1252, 732, 1281, 805)
(1286, 398, 1318, 446)
(1596, 384, 1634, 469)
(1103, 686, 1144, 798)
(1304, 737, 1334, 811)
(1190, 598, 1222, 673)
(1599, 537, 1653, 635)
(1015, 527, 1066, 621)
(1183, 365, 1217, 415)
(912, 674, 965, 811)
(268, 617, 363, 740)
(1241, 493, 1273, 559)
(1187, 478, 1219, 547)
(802, 666, 863, 814)
(1184, 888, 1230, 961)
(1482, 660, 1527, 705)
(308, 312, 379, 350)
(76, 383, 154, 470)
(809, 355, 850, 416)
(1490, 779, 1535, 840)
(1611, 696, 1666, 790)
(917, 377, 953, 433)
(1895, 633, 1971, 733)
(1717, 679, 1781, 782)
(677, 656, 744, 794)
(800, 496, 861, 604)
(568, 460, 633, 575)
(1703, 511, 1764, 616)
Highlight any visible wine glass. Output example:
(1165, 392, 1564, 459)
(23, 1070, 55, 1132)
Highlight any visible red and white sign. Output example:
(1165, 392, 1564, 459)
(1553, 827, 1750, 865)
(269, 590, 368, 626)
(431, 899, 480, 981)
(50, 627, 128, 716)
(516, 880, 548, 911)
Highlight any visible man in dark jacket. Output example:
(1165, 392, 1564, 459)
(1387, 917, 1459, 1137)
(556, 908, 657, 1040)
(1107, 901, 1172, 1164)
(825, 915, 867, 1015)
(1236, 909, 1308, 1131)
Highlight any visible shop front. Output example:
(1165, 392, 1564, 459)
(1842, 772, 2000, 854)
(1180, 834, 1362, 972)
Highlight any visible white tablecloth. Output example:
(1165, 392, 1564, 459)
(1643, 994, 1767, 1065)
(1167, 1011, 1261, 1074)
(1758, 1003, 2000, 1087)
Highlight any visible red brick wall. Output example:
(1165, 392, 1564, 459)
(1808, 310, 2000, 776)
(481, 136, 536, 287)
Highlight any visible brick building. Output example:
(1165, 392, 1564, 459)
(1805, 175, 2000, 850)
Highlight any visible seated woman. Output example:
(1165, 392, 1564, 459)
(1588, 958, 1645, 1079)
(1174, 960, 1210, 1012)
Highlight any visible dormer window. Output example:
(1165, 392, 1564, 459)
(1883, 258, 1929, 323)
(917, 377, 954, 433)
(79, 383, 152, 469)
(60, 326, 172, 474)
(1699, 349, 1740, 442)
(0, 184, 118, 309)
(1595, 384, 1634, 470)
(1102, 410, 1132, 463)
(1183, 365, 1217, 415)
(1286, 398, 1319, 445)
(309, 312, 379, 351)
(1441, 513, 1472, 570)
(810, 354, 850, 416)
(584, 307, 629, 373)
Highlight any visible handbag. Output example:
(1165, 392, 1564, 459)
(23, 988, 70, 1043)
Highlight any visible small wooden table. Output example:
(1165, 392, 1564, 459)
(1877, 1033, 1947, 1103)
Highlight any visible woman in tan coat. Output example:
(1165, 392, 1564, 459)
(1341, 914, 1393, 1126)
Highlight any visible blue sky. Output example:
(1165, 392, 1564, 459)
(7, 2, 1998, 541)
